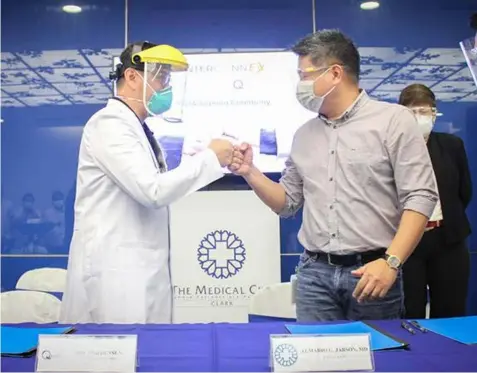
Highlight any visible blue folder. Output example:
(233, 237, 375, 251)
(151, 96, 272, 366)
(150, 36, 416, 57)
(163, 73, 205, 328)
(412, 316, 477, 345)
(286, 321, 408, 351)
(1, 325, 74, 357)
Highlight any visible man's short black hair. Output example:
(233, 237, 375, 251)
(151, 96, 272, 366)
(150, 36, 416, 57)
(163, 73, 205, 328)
(119, 41, 157, 72)
(115, 41, 157, 84)
(291, 29, 360, 83)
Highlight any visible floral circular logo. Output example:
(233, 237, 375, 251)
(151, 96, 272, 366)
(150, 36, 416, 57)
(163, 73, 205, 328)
(274, 344, 298, 367)
(197, 230, 246, 279)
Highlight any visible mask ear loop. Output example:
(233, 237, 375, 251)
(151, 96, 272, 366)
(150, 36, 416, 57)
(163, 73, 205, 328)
(150, 64, 163, 82)
(310, 66, 336, 99)
(142, 63, 154, 116)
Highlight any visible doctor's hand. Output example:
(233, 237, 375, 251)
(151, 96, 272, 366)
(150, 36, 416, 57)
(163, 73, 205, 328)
(351, 259, 398, 303)
(208, 139, 234, 167)
(229, 143, 253, 176)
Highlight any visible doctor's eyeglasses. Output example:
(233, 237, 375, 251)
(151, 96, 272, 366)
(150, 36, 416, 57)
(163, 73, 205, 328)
(146, 64, 172, 88)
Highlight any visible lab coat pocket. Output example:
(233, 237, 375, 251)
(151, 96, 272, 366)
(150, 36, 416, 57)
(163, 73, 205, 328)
(96, 243, 163, 323)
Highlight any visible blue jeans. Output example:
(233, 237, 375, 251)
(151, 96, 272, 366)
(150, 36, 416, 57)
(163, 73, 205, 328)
(296, 251, 404, 321)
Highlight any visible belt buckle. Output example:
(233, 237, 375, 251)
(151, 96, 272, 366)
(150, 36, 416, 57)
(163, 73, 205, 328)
(327, 253, 337, 266)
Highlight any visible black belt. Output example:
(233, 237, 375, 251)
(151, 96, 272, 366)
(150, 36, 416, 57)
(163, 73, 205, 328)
(305, 248, 387, 267)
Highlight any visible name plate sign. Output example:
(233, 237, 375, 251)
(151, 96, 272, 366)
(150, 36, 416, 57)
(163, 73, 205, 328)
(35, 334, 138, 372)
(270, 334, 374, 372)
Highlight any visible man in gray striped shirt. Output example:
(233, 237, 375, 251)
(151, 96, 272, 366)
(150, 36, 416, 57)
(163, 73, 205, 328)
(231, 30, 438, 321)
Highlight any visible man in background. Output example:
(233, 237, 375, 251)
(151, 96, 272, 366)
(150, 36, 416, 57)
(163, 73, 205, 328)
(231, 30, 438, 321)
(42, 191, 66, 253)
(10, 193, 46, 254)
(1, 189, 14, 252)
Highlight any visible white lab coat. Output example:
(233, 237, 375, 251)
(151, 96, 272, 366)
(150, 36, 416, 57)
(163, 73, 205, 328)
(59, 99, 224, 324)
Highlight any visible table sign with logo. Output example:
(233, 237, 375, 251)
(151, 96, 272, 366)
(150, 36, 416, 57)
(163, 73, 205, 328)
(270, 334, 374, 372)
(170, 190, 280, 323)
(35, 334, 138, 372)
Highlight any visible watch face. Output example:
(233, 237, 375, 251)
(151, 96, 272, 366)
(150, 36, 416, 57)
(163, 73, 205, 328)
(387, 255, 401, 268)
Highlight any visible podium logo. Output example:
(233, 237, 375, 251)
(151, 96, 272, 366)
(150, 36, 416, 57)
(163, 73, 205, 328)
(197, 230, 246, 279)
(274, 344, 298, 367)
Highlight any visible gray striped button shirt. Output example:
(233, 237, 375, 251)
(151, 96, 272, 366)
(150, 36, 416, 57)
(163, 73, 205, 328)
(279, 90, 438, 255)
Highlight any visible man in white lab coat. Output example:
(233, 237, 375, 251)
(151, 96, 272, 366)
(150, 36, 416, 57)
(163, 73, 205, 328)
(59, 41, 241, 324)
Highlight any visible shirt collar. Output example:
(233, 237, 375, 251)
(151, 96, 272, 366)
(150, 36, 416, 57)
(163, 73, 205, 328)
(319, 89, 369, 126)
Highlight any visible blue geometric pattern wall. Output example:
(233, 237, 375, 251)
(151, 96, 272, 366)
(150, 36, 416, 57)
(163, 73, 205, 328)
(2, 47, 476, 107)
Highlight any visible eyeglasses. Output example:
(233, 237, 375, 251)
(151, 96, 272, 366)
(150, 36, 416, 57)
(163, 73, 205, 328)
(296, 66, 328, 80)
(410, 106, 437, 116)
(147, 65, 172, 87)
(297, 64, 344, 80)
(156, 70, 171, 87)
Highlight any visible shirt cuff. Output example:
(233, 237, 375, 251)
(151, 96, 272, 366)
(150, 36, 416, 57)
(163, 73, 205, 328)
(276, 188, 294, 217)
(402, 195, 438, 218)
(201, 148, 226, 179)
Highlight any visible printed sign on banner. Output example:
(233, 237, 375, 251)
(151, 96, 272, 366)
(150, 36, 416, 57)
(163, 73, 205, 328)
(169, 190, 281, 323)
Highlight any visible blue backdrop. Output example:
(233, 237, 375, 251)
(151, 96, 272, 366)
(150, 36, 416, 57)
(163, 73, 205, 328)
(1, 0, 476, 314)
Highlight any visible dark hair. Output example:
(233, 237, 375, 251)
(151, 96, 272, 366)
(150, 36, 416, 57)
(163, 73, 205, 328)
(470, 13, 477, 31)
(398, 84, 436, 107)
(291, 29, 360, 83)
(52, 191, 64, 201)
(22, 193, 34, 202)
(115, 41, 157, 84)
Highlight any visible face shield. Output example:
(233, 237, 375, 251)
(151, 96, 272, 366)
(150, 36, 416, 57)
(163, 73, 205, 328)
(142, 61, 187, 123)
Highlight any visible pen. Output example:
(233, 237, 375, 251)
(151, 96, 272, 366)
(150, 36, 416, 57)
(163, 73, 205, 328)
(409, 320, 427, 333)
(401, 321, 416, 335)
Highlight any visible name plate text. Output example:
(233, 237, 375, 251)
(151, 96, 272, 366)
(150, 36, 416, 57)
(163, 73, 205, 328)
(36, 334, 137, 372)
(270, 334, 374, 372)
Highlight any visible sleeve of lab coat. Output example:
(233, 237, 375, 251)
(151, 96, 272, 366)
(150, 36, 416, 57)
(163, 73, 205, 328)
(87, 113, 225, 209)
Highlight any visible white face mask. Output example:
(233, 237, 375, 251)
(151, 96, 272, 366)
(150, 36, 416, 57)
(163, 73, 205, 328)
(415, 114, 435, 140)
(296, 68, 336, 113)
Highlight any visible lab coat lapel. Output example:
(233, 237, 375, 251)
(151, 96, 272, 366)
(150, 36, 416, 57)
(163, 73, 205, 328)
(107, 99, 163, 171)
(142, 122, 168, 173)
(155, 140, 168, 173)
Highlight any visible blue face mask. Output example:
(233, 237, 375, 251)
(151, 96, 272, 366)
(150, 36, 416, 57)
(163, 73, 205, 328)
(147, 86, 173, 115)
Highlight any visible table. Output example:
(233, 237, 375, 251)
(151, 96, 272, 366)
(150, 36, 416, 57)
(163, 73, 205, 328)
(2, 320, 477, 372)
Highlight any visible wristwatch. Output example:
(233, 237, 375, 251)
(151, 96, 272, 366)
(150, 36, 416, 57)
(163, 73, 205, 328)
(384, 254, 402, 270)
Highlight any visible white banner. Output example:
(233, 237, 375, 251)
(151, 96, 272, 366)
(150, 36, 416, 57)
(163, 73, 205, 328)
(169, 190, 281, 323)
(459, 34, 477, 86)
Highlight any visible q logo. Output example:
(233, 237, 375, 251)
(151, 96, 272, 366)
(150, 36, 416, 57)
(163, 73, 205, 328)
(41, 350, 52, 360)
(233, 80, 244, 89)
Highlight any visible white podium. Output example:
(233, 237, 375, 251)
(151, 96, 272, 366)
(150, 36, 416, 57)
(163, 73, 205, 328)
(169, 190, 281, 323)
